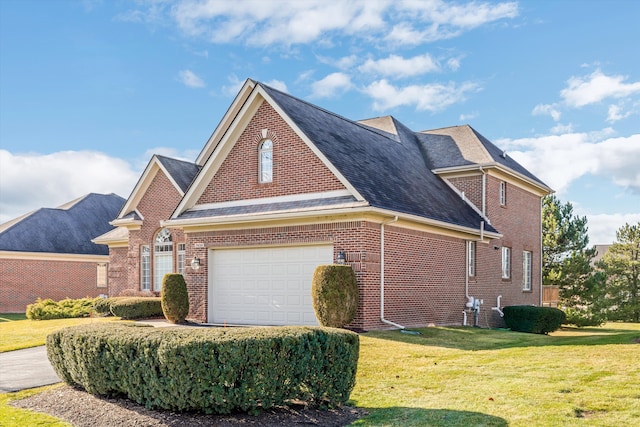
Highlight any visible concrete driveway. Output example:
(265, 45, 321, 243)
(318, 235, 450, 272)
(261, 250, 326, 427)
(0, 346, 60, 393)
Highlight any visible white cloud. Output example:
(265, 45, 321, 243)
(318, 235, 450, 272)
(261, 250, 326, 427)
(0, 150, 139, 224)
(459, 112, 478, 121)
(264, 79, 288, 92)
(387, 1, 518, 44)
(532, 103, 561, 121)
(221, 74, 245, 97)
(561, 69, 640, 108)
(582, 212, 640, 245)
(364, 79, 480, 112)
(178, 69, 205, 88)
(359, 54, 440, 78)
(606, 104, 632, 123)
(310, 73, 352, 98)
(447, 57, 461, 71)
(161, 0, 517, 47)
(498, 132, 640, 196)
(550, 123, 573, 134)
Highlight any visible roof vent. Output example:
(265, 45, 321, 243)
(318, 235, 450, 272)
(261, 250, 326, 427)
(501, 150, 507, 159)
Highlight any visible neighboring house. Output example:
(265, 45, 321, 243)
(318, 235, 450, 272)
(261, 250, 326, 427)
(592, 244, 611, 266)
(0, 193, 125, 313)
(94, 79, 552, 330)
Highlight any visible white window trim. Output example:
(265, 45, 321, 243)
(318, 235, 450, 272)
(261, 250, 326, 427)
(468, 241, 476, 277)
(97, 263, 108, 288)
(258, 139, 273, 183)
(499, 181, 506, 206)
(502, 247, 511, 279)
(523, 251, 532, 291)
(153, 228, 173, 292)
(141, 245, 151, 291)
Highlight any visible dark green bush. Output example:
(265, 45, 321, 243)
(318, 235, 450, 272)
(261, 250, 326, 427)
(26, 297, 98, 320)
(161, 274, 189, 323)
(312, 265, 358, 328)
(109, 297, 163, 319)
(46, 323, 359, 414)
(503, 305, 566, 334)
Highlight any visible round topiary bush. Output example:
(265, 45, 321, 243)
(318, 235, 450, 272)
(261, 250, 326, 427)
(311, 264, 358, 328)
(161, 273, 189, 323)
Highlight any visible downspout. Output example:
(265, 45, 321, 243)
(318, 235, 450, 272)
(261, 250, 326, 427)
(381, 215, 404, 329)
(463, 221, 485, 325)
(480, 166, 487, 217)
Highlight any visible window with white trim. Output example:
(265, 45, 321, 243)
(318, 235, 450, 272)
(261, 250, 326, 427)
(501, 247, 511, 279)
(97, 263, 108, 288)
(259, 139, 273, 183)
(523, 251, 532, 291)
(499, 181, 507, 206)
(141, 245, 150, 291)
(468, 241, 476, 277)
(154, 228, 173, 291)
(177, 243, 186, 275)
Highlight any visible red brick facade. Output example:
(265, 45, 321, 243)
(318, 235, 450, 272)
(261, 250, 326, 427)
(0, 257, 106, 313)
(104, 89, 545, 330)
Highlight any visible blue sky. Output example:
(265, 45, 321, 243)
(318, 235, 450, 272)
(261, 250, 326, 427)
(1, 0, 639, 244)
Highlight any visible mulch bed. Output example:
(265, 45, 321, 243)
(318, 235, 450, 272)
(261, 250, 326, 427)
(11, 385, 366, 426)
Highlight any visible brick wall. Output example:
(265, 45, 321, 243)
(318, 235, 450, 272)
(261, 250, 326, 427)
(0, 258, 102, 313)
(197, 101, 345, 205)
(115, 168, 186, 295)
(448, 175, 483, 211)
(107, 247, 129, 296)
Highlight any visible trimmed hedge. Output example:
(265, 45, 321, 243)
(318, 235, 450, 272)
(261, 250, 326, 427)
(311, 265, 358, 328)
(46, 323, 359, 414)
(161, 274, 189, 323)
(503, 305, 566, 334)
(26, 297, 98, 320)
(109, 297, 163, 319)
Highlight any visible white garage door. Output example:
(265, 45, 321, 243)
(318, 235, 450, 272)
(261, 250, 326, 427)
(208, 245, 333, 326)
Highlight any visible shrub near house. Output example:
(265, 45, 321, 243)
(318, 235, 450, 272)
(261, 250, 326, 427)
(47, 323, 359, 414)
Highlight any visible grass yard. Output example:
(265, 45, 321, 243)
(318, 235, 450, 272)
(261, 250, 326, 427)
(1, 319, 638, 425)
(0, 316, 118, 352)
(351, 323, 640, 426)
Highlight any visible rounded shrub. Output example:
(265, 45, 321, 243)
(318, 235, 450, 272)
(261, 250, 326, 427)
(311, 264, 358, 328)
(46, 323, 360, 414)
(109, 297, 163, 319)
(161, 273, 189, 324)
(503, 305, 566, 334)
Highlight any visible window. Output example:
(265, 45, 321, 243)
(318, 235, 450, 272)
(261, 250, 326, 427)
(154, 228, 173, 291)
(499, 181, 507, 206)
(97, 263, 108, 288)
(259, 139, 273, 183)
(177, 243, 186, 275)
(501, 247, 511, 279)
(468, 241, 476, 277)
(523, 251, 532, 291)
(141, 245, 150, 291)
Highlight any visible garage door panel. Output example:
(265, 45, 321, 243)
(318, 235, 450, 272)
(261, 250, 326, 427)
(209, 245, 332, 326)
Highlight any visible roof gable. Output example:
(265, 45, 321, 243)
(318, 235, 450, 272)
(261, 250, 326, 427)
(261, 84, 498, 233)
(0, 193, 125, 255)
(116, 155, 199, 222)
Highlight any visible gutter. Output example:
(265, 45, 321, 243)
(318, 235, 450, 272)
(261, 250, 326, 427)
(380, 215, 405, 329)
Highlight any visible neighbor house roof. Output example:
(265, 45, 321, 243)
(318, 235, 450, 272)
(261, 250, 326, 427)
(0, 193, 125, 255)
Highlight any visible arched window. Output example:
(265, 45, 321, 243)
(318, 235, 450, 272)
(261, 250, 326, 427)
(259, 139, 273, 183)
(153, 228, 173, 291)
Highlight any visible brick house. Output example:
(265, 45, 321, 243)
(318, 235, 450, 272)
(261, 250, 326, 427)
(0, 193, 125, 312)
(95, 79, 552, 330)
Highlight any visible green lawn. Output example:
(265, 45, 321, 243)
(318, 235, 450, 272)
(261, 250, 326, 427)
(1, 320, 639, 426)
(0, 314, 27, 322)
(0, 316, 119, 352)
(351, 323, 640, 426)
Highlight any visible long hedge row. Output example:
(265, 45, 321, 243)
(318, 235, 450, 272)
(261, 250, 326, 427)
(46, 323, 359, 414)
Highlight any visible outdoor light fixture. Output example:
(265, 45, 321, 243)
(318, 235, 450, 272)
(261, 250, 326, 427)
(190, 256, 201, 270)
(336, 251, 346, 265)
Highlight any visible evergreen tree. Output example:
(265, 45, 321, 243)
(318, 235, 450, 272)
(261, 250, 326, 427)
(599, 222, 640, 323)
(542, 195, 605, 326)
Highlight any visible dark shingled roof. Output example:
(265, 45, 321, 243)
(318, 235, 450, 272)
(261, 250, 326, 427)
(0, 193, 125, 255)
(261, 84, 498, 233)
(156, 155, 201, 193)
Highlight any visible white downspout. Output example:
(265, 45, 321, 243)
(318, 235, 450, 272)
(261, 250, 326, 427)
(480, 166, 487, 217)
(381, 215, 404, 329)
